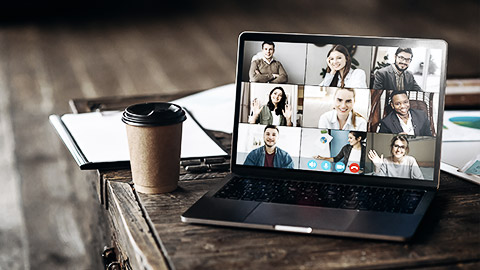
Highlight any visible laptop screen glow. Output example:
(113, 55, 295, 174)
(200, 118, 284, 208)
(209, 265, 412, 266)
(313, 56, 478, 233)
(234, 34, 446, 182)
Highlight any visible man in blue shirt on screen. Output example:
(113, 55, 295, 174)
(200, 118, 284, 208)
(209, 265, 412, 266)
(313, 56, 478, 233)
(244, 125, 294, 168)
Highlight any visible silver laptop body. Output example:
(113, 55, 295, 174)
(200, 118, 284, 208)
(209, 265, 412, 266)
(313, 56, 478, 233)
(182, 32, 447, 241)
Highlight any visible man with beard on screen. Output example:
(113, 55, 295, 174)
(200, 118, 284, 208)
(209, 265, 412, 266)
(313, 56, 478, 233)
(243, 125, 294, 168)
(373, 47, 423, 91)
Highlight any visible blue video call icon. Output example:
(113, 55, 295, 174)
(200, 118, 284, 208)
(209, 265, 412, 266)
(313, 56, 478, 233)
(335, 162, 345, 172)
(307, 160, 317, 169)
(321, 161, 331, 171)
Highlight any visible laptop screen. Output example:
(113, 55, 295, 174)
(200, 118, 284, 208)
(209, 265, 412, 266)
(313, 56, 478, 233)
(232, 32, 447, 184)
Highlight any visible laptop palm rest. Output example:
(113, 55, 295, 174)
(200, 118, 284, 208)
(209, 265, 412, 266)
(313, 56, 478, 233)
(182, 197, 260, 222)
(244, 203, 357, 231)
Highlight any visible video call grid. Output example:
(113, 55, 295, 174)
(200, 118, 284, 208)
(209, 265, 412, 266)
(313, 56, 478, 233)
(232, 39, 442, 179)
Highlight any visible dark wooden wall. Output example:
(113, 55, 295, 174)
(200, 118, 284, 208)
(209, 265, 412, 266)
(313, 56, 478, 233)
(0, 0, 478, 269)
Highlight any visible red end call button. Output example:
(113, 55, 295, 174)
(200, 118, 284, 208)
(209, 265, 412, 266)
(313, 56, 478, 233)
(349, 163, 360, 173)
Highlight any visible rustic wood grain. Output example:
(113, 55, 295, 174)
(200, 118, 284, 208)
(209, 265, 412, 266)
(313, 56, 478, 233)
(423, 261, 480, 269)
(0, 32, 29, 269)
(1, 26, 111, 269)
(100, 168, 229, 208)
(107, 181, 168, 270)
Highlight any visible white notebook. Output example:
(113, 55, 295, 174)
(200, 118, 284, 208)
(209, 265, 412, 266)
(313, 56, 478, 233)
(50, 110, 228, 169)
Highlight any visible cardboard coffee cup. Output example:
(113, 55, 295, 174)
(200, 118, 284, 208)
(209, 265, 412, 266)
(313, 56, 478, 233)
(122, 102, 186, 194)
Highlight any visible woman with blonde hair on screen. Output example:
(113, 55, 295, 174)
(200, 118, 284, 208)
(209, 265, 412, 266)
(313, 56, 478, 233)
(318, 88, 367, 131)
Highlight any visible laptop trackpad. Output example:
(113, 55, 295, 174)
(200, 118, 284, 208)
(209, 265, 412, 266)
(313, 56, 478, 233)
(182, 197, 260, 222)
(244, 203, 357, 231)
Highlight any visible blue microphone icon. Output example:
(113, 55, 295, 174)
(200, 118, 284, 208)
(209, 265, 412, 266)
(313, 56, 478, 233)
(321, 161, 331, 171)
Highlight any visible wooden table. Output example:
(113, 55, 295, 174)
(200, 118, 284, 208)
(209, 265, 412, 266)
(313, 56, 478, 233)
(72, 94, 480, 270)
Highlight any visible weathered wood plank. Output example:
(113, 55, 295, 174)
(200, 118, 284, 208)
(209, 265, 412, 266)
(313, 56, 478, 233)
(0, 31, 29, 270)
(107, 181, 169, 270)
(100, 167, 228, 209)
(103, 22, 180, 95)
(61, 25, 126, 98)
(423, 261, 480, 270)
(3, 26, 110, 269)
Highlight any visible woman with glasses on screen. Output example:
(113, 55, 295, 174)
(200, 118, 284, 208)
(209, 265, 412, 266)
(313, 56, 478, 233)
(249, 86, 293, 126)
(319, 45, 367, 89)
(368, 135, 424, 179)
(318, 88, 367, 131)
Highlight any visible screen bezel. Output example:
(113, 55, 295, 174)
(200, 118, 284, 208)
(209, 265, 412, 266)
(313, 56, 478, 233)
(231, 31, 448, 189)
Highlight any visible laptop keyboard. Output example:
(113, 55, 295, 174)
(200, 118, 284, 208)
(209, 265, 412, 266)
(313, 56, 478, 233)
(214, 178, 425, 214)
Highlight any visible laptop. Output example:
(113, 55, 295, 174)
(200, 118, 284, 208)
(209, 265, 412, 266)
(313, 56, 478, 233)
(181, 32, 447, 241)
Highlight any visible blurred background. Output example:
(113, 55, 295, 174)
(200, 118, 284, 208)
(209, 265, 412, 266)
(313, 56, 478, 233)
(0, 0, 478, 269)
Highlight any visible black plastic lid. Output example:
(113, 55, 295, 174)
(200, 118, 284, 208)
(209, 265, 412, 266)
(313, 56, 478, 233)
(122, 102, 187, 127)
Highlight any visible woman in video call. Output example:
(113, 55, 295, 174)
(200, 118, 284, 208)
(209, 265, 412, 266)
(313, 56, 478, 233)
(318, 88, 367, 131)
(368, 135, 424, 179)
(314, 131, 366, 173)
(248, 86, 293, 126)
(319, 45, 367, 89)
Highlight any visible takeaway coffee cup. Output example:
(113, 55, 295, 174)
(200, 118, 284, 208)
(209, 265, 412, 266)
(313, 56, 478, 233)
(122, 102, 186, 194)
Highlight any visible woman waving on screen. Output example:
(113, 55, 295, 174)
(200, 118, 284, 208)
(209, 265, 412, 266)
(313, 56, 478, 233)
(249, 86, 293, 126)
(368, 135, 424, 179)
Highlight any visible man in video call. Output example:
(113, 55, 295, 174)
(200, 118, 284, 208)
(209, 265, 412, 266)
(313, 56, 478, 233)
(379, 90, 432, 136)
(249, 41, 288, 83)
(373, 47, 422, 91)
(244, 125, 294, 168)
